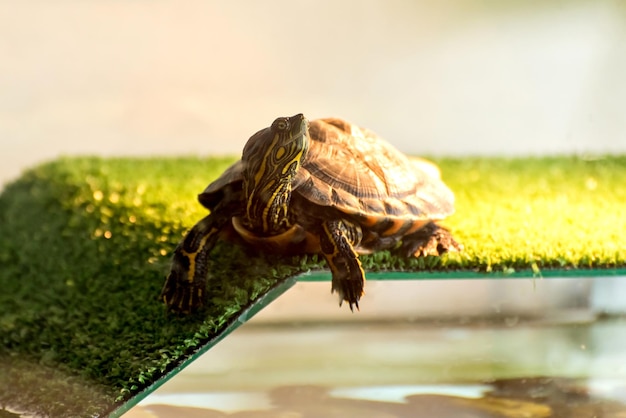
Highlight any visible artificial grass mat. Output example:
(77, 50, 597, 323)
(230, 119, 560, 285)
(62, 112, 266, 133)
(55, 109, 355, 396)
(1, 155, 625, 417)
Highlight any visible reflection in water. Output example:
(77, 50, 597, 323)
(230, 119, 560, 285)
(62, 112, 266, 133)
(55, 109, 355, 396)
(140, 377, 626, 418)
(0, 409, 21, 418)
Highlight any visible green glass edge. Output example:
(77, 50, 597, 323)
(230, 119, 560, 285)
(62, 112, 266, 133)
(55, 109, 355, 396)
(106, 276, 299, 418)
(298, 268, 626, 281)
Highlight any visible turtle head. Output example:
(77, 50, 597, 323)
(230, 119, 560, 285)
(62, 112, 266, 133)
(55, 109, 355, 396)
(241, 113, 309, 235)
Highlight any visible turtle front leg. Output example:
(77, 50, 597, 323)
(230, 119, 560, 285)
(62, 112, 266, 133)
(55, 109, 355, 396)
(161, 212, 228, 313)
(319, 219, 365, 311)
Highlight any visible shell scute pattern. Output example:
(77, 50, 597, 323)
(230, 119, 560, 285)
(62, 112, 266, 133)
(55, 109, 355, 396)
(293, 118, 453, 225)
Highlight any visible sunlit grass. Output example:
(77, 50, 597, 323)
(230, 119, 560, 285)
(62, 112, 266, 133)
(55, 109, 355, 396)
(439, 157, 626, 272)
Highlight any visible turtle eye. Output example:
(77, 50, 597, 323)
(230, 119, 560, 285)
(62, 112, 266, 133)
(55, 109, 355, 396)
(272, 118, 290, 131)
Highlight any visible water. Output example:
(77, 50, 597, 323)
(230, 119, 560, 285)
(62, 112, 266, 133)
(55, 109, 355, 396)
(129, 312, 626, 417)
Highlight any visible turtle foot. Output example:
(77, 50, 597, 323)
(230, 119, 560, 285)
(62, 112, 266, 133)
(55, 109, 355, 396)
(161, 257, 206, 314)
(333, 279, 363, 312)
(397, 222, 462, 258)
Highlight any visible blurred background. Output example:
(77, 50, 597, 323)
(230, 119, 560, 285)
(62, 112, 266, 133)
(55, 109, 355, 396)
(2, 1, 626, 416)
(1, 0, 626, 188)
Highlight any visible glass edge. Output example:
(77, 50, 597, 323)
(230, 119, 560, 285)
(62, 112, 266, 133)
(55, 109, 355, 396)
(297, 268, 626, 281)
(106, 276, 298, 418)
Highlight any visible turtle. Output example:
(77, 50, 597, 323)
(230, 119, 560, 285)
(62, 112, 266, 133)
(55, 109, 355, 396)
(161, 113, 460, 313)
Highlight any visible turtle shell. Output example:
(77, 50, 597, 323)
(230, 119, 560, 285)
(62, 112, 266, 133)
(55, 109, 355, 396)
(199, 118, 454, 234)
(293, 118, 453, 222)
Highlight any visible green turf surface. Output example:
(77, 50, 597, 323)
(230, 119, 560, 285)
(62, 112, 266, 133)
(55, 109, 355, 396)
(0, 155, 625, 416)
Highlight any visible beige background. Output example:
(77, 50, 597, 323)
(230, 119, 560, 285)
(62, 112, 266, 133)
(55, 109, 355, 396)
(1, 1, 626, 188)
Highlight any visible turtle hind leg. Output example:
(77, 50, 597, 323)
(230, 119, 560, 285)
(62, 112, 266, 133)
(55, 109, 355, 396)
(319, 220, 364, 311)
(161, 213, 226, 313)
(395, 221, 462, 258)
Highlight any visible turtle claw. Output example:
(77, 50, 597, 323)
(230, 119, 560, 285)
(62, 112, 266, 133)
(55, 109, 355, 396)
(398, 222, 462, 258)
(333, 280, 363, 312)
(338, 299, 360, 312)
(348, 299, 360, 313)
(161, 256, 206, 314)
